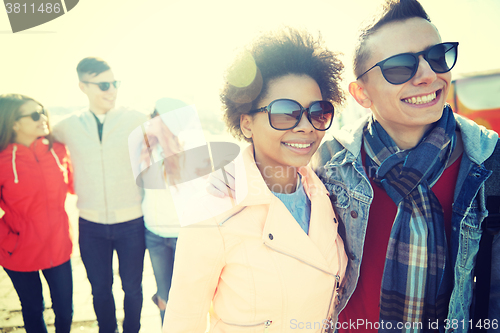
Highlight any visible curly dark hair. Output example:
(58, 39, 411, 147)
(221, 28, 345, 142)
(353, 0, 430, 80)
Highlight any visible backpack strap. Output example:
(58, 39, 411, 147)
(473, 139, 500, 333)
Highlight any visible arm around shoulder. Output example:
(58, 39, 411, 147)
(52, 142, 75, 194)
(51, 116, 69, 143)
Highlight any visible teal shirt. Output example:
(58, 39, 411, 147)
(272, 177, 311, 234)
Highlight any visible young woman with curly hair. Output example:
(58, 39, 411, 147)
(163, 28, 348, 332)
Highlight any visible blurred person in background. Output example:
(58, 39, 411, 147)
(0, 93, 74, 333)
(52, 57, 147, 333)
(140, 98, 189, 325)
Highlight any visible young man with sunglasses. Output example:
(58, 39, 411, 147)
(52, 57, 147, 333)
(311, 0, 499, 332)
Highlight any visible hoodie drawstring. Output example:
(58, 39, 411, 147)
(12, 145, 19, 184)
(11, 146, 66, 185)
(50, 149, 68, 184)
(50, 149, 65, 172)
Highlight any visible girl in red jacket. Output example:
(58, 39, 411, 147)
(0, 94, 74, 333)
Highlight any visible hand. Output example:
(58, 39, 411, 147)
(206, 161, 236, 198)
(141, 116, 182, 166)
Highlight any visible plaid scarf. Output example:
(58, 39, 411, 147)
(363, 106, 456, 332)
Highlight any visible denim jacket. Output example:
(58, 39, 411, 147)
(311, 113, 498, 333)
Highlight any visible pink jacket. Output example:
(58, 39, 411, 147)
(164, 146, 347, 332)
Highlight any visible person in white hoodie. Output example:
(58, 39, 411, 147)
(52, 57, 147, 333)
(139, 98, 209, 326)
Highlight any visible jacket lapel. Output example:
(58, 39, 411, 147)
(236, 145, 340, 276)
(79, 110, 102, 141)
(308, 194, 341, 276)
(262, 193, 338, 276)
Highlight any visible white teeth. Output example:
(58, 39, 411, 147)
(404, 92, 437, 105)
(284, 142, 312, 149)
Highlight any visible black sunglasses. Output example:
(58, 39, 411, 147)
(82, 80, 121, 91)
(357, 42, 459, 85)
(16, 109, 47, 121)
(249, 99, 334, 131)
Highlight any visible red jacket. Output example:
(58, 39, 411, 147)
(0, 138, 74, 272)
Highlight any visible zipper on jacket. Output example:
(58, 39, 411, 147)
(219, 207, 247, 225)
(98, 118, 108, 222)
(33, 139, 39, 162)
(264, 320, 272, 332)
(34, 141, 53, 266)
(100, 145, 109, 222)
(91, 111, 109, 222)
(335, 274, 341, 304)
(221, 319, 272, 331)
(321, 274, 340, 333)
(324, 241, 345, 328)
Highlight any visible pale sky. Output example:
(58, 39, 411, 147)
(1, 0, 499, 114)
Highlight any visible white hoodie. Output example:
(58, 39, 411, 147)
(53, 107, 147, 224)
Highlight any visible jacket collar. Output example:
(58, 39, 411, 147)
(322, 113, 369, 168)
(454, 113, 498, 164)
(78, 107, 118, 122)
(334, 113, 370, 157)
(234, 145, 276, 206)
(6, 138, 56, 185)
(233, 146, 341, 275)
(85, 107, 116, 116)
(260, 184, 342, 275)
(7, 137, 50, 155)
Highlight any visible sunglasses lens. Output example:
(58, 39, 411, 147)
(113, 81, 121, 89)
(269, 100, 302, 130)
(427, 43, 457, 73)
(381, 54, 417, 84)
(30, 112, 41, 121)
(98, 82, 111, 91)
(309, 101, 334, 130)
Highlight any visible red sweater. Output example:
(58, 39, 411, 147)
(0, 138, 74, 272)
(338, 151, 461, 332)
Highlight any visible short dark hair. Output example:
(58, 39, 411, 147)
(353, 0, 430, 79)
(76, 57, 111, 80)
(221, 28, 345, 142)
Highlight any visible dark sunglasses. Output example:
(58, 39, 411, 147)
(249, 99, 334, 131)
(16, 109, 46, 121)
(357, 42, 459, 84)
(82, 80, 121, 91)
